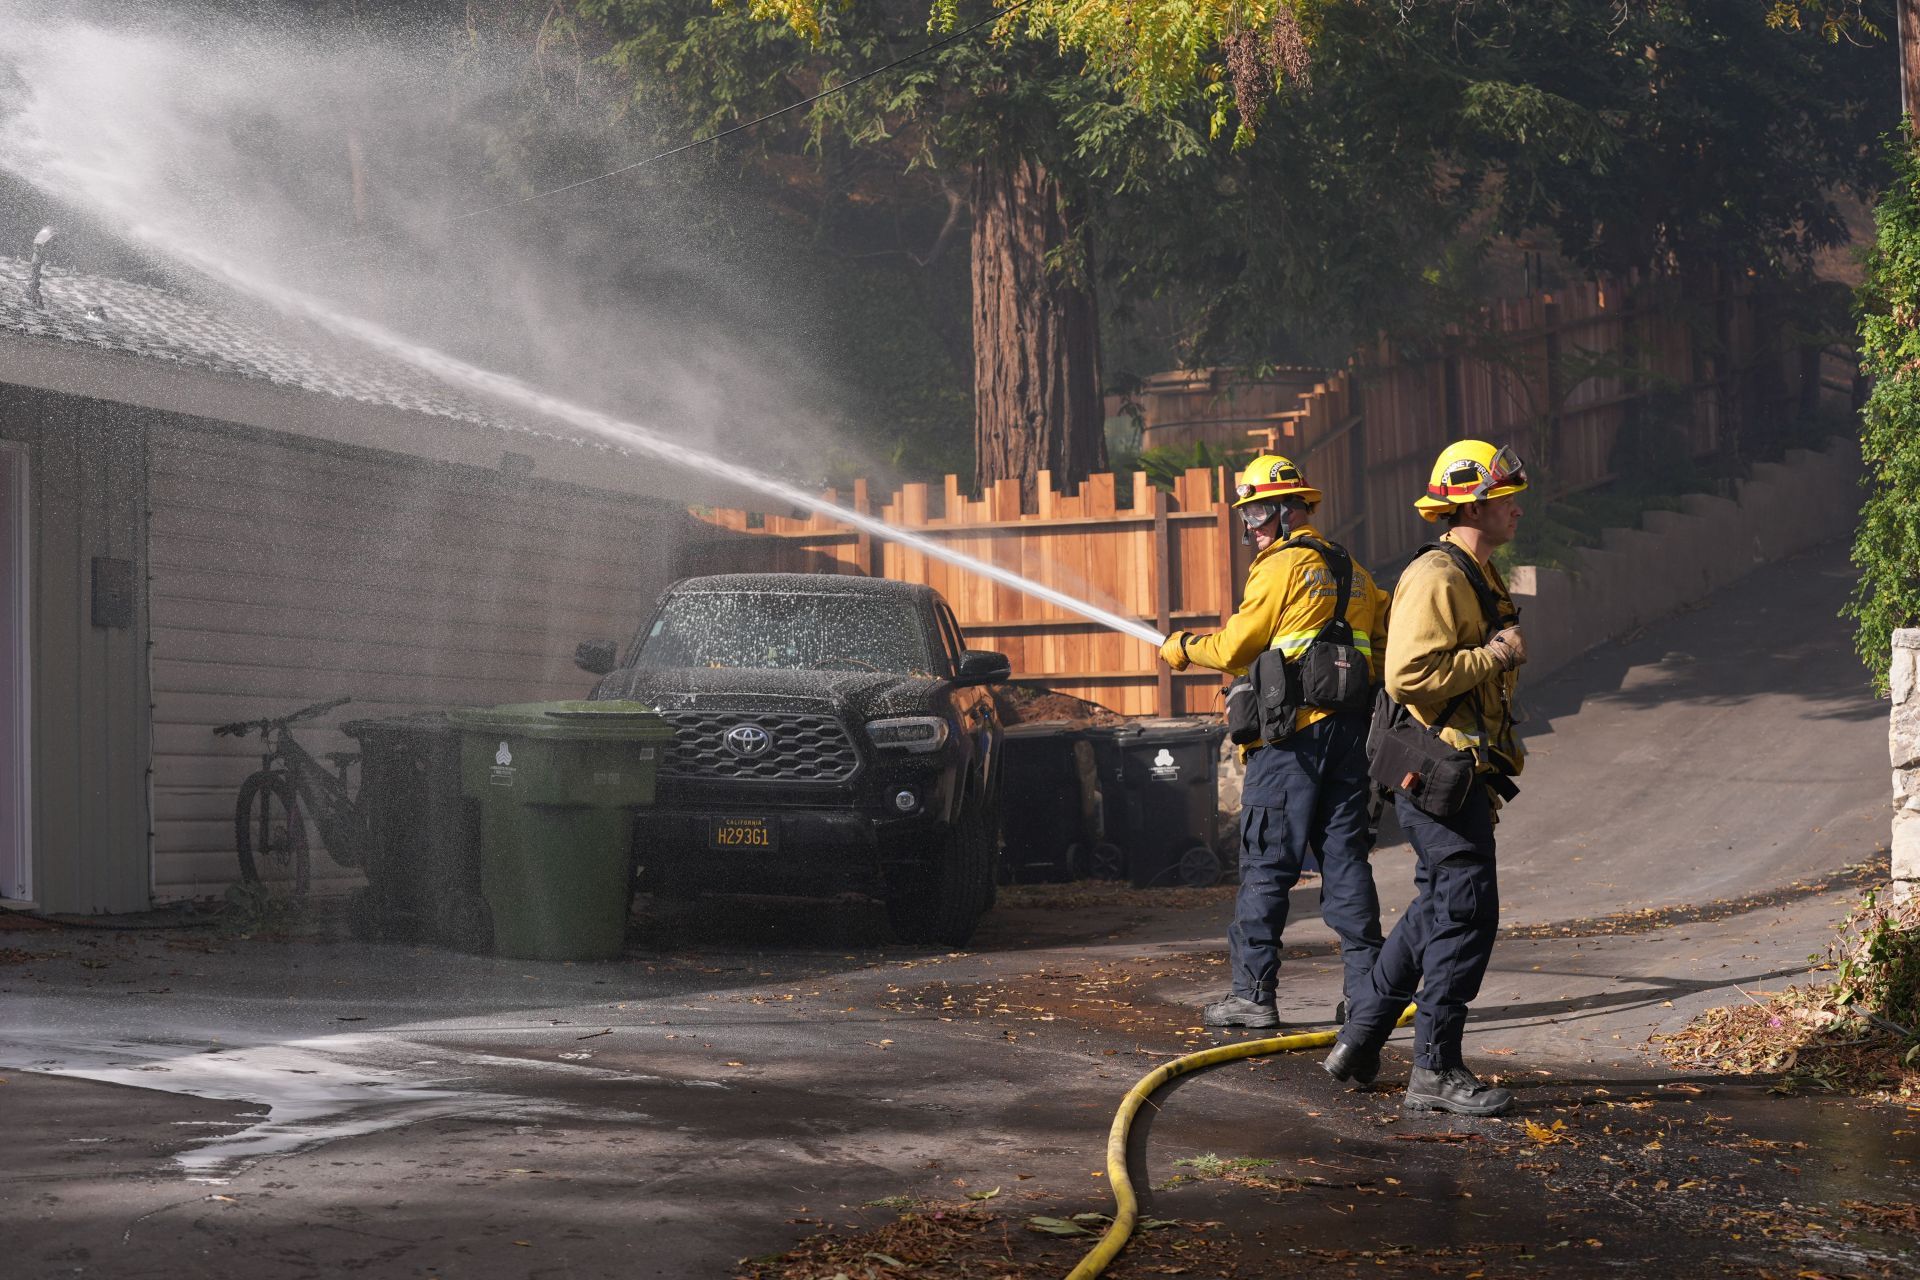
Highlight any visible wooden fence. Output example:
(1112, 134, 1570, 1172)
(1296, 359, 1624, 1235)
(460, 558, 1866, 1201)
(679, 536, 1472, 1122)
(684, 277, 1849, 716)
(1258, 278, 1757, 567)
(682, 468, 1245, 716)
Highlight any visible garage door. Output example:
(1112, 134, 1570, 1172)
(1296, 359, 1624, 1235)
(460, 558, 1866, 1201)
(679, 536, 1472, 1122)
(148, 421, 685, 901)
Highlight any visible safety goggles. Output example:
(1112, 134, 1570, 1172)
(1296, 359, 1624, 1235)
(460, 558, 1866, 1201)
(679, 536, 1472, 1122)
(1430, 445, 1527, 502)
(1237, 498, 1304, 529)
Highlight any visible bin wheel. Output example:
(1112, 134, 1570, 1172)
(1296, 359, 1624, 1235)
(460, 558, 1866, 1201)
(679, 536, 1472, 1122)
(235, 771, 309, 897)
(1088, 842, 1126, 881)
(886, 805, 992, 947)
(1177, 844, 1225, 888)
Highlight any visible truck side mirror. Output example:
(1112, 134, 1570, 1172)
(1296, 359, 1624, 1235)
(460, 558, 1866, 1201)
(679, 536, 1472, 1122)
(574, 640, 618, 676)
(955, 649, 1011, 686)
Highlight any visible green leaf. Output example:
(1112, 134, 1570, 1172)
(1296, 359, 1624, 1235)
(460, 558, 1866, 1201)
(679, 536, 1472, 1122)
(1026, 1215, 1094, 1236)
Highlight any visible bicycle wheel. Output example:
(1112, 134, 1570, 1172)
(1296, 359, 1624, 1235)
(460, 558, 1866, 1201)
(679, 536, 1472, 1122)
(235, 772, 309, 895)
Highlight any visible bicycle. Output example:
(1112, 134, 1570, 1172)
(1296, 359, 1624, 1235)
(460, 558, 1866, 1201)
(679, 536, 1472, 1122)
(212, 696, 370, 895)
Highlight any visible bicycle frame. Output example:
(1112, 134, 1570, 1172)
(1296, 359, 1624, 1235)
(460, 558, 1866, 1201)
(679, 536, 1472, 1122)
(260, 726, 368, 868)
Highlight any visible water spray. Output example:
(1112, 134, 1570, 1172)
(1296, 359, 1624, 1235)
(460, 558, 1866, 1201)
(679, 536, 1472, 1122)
(0, 13, 1166, 649)
(156, 240, 1169, 649)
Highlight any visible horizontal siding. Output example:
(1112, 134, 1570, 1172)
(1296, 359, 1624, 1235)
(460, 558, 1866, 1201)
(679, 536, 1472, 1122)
(0, 391, 151, 914)
(149, 421, 688, 900)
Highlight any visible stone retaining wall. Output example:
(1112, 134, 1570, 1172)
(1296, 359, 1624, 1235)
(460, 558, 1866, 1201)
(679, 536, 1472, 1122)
(1213, 437, 1864, 826)
(1894, 630, 1920, 888)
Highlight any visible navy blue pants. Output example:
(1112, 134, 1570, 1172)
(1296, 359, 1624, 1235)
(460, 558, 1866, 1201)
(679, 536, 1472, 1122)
(1343, 785, 1499, 1070)
(1229, 712, 1383, 1004)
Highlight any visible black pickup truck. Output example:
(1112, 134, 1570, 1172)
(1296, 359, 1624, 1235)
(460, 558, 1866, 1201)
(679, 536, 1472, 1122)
(576, 573, 1009, 945)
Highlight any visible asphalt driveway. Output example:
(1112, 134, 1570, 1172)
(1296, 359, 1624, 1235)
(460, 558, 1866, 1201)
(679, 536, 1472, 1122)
(4, 542, 1912, 1279)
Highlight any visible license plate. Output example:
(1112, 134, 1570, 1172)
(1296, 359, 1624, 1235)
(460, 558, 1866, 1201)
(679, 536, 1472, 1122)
(708, 816, 777, 852)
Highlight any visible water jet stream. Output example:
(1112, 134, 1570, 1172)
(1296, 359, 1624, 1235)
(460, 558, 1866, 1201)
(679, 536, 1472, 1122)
(3, 187, 1167, 649)
(0, 13, 1168, 649)
(210, 248, 1171, 649)
(71, 226, 1168, 647)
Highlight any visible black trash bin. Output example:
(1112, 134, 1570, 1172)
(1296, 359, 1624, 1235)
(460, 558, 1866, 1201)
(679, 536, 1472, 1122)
(996, 722, 1120, 883)
(342, 712, 489, 950)
(1090, 719, 1229, 888)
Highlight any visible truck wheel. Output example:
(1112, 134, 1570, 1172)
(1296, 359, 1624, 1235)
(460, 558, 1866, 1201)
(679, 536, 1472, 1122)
(886, 805, 992, 947)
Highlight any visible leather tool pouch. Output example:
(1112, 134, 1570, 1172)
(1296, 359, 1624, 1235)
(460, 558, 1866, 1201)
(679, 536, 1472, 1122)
(1367, 692, 1479, 817)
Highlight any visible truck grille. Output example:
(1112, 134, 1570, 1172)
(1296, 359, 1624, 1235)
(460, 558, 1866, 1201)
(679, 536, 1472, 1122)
(659, 712, 861, 783)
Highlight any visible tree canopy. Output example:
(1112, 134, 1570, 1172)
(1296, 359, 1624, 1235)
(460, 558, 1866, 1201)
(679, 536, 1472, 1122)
(739, 0, 1317, 138)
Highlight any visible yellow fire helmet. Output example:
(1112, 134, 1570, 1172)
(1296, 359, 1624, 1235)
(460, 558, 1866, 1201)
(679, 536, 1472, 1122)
(1232, 453, 1323, 508)
(1414, 439, 1529, 522)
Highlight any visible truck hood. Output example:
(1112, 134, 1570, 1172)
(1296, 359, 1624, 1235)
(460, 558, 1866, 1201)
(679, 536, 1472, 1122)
(590, 666, 944, 721)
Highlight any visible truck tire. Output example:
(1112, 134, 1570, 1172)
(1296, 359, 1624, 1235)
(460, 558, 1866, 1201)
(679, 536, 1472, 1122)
(886, 803, 993, 947)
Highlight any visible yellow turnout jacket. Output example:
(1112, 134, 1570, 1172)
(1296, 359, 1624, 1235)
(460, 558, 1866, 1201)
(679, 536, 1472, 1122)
(1382, 530, 1524, 776)
(1183, 523, 1390, 740)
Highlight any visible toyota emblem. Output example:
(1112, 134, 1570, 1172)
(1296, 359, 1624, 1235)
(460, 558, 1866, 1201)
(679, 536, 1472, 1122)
(724, 723, 773, 758)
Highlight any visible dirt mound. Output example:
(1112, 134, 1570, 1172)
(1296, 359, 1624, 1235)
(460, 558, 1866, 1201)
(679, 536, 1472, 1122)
(992, 685, 1128, 726)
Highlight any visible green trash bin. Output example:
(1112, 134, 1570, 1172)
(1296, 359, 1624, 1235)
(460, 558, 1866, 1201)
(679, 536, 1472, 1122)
(449, 700, 671, 961)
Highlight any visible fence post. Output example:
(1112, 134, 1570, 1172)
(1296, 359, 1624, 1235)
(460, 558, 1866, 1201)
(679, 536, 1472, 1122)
(852, 477, 879, 577)
(1542, 297, 1562, 474)
(1347, 379, 1369, 564)
(1153, 485, 1174, 717)
(1214, 465, 1236, 633)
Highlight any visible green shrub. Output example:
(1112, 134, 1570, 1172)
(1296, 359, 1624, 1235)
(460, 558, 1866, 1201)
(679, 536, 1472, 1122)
(1847, 134, 1920, 695)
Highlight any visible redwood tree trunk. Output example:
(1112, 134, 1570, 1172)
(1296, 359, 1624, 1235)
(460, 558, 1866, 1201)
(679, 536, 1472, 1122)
(1906, 0, 1920, 132)
(970, 150, 1106, 505)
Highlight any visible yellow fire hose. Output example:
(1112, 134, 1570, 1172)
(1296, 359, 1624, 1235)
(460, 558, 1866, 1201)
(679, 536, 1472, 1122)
(1065, 1003, 1418, 1280)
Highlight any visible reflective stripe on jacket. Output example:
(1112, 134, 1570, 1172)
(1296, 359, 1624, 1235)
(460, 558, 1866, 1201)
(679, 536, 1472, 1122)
(1382, 531, 1524, 775)
(1182, 523, 1390, 740)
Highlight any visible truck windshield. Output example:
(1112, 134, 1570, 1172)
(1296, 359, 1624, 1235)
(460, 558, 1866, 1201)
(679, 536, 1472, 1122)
(634, 591, 936, 674)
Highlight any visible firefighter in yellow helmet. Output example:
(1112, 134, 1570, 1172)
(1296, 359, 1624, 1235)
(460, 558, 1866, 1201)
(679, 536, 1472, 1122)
(1324, 439, 1528, 1117)
(1157, 454, 1390, 1029)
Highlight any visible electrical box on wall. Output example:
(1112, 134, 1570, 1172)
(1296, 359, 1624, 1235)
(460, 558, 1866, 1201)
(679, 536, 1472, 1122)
(91, 556, 134, 629)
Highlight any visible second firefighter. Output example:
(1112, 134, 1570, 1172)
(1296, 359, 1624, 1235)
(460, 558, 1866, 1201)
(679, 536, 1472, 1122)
(1160, 454, 1390, 1029)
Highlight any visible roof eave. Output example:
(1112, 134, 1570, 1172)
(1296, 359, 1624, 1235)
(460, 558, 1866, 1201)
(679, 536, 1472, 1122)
(0, 328, 755, 509)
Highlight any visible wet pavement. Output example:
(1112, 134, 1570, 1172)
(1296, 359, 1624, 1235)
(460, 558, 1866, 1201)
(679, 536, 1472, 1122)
(5, 544, 1916, 1278)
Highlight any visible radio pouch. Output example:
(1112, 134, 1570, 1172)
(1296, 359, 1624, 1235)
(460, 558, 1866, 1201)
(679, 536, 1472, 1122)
(1225, 677, 1260, 746)
(1291, 538, 1372, 714)
(1229, 651, 1305, 747)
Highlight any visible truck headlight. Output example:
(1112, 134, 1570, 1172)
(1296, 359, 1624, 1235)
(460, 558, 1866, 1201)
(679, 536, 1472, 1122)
(866, 716, 950, 754)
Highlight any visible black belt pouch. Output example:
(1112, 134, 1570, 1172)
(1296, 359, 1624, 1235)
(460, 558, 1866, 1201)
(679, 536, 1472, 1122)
(1367, 716, 1478, 817)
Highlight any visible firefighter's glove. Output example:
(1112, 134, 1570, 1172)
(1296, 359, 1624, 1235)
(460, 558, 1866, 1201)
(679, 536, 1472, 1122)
(1160, 632, 1194, 671)
(1485, 626, 1528, 671)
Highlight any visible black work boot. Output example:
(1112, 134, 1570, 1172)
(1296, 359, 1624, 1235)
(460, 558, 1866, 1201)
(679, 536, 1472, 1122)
(1321, 1035, 1381, 1086)
(1201, 994, 1279, 1028)
(1333, 998, 1348, 1026)
(1403, 1065, 1513, 1117)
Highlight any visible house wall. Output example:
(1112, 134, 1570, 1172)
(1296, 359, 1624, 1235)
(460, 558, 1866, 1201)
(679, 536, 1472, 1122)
(148, 419, 690, 900)
(0, 385, 152, 914)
